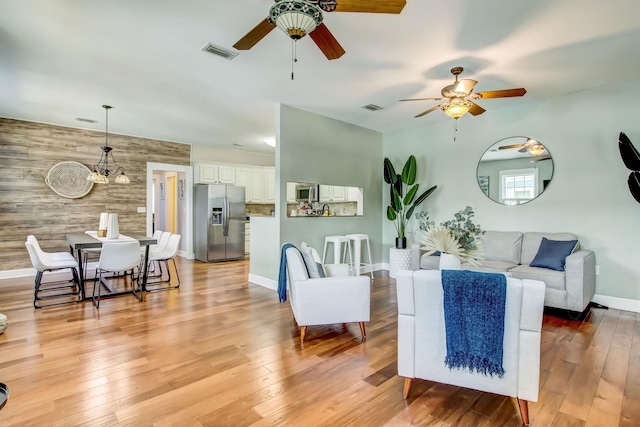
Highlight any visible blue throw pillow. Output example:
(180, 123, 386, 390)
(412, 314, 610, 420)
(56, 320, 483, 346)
(530, 237, 578, 271)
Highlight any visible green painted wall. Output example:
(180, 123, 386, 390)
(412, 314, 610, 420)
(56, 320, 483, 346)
(277, 104, 383, 276)
(383, 78, 640, 303)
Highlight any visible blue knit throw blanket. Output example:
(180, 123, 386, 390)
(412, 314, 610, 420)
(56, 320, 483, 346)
(442, 270, 507, 377)
(277, 243, 310, 303)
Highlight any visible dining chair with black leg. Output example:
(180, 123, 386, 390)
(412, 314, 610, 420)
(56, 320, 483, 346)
(92, 241, 142, 308)
(25, 238, 82, 308)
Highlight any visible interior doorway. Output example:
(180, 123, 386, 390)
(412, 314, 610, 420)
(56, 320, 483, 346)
(147, 163, 194, 259)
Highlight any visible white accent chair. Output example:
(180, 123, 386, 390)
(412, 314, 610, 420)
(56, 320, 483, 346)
(396, 270, 545, 425)
(25, 238, 82, 308)
(92, 241, 142, 308)
(285, 246, 370, 343)
(146, 233, 181, 291)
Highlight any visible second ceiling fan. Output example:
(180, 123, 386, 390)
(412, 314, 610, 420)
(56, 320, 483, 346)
(233, 0, 407, 60)
(401, 67, 527, 119)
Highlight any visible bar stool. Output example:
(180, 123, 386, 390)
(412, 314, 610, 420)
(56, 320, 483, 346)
(346, 234, 373, 278)
(322, 235, 353, 267)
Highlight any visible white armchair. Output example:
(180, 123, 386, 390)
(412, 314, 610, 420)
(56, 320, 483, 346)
(285, 247, 370, 343)
(396, 270, 545, 425)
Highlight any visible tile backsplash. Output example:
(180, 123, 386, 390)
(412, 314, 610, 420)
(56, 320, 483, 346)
(246, 204, 275, 216)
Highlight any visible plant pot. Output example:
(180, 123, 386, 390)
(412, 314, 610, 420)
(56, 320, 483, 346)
(439, 253, 461, 270)
(395, 237, 407, 249)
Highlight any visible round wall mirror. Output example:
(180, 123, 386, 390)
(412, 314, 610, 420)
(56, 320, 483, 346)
(477, 136, 554, 205)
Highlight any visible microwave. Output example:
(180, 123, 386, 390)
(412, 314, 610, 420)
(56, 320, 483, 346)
(296, 184, 319, 203)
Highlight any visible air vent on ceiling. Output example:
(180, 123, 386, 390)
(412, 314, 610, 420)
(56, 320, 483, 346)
(201, 42, 239, 60)
(362, 104, 383, 111)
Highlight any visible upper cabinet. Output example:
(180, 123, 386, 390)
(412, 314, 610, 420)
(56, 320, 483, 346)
(286, 182, 297, 203)
(236, 167, 265, 203)
(195, 163, 275, 204)
(194, 163, 235, 184)
(320, 185, 346, 202)
(264, 167, 276, 203)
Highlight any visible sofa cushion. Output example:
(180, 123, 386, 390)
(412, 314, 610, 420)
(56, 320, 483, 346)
(508, 265, 566, 291)
(520, 232, 579, 265)
(530, 238, 578, 271)
(420, 254, 440, 270)
(480, 231, 523, 265)
(473, 260, 519, 272)
(300, 242, 325, 278)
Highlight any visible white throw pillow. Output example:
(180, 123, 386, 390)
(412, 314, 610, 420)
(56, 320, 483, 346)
(300, 242, 326, 278)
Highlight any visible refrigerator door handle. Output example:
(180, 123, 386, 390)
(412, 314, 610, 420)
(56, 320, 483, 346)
(223, 196, 229, 236)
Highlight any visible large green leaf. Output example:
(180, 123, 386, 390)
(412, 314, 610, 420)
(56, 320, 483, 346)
(383, 158, 397, 184)
(403, 183, 419, 206)
(406, 204, 416, 221)
(394, 173, 403, 197)
(391, 186, 402, 211)
(401, 155, 417, 185)
(413, 185, 437, 206)
(386, 205, 397, 221)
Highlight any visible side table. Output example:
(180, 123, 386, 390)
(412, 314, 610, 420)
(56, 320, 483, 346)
(389, 247, 411, 278)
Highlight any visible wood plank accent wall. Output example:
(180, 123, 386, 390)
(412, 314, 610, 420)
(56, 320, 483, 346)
(0, 118, 191, 270)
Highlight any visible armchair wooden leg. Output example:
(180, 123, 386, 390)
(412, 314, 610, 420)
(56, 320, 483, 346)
(402, 377, 413, 399)
(359, 322, 366, 341)
(517, 398, 530, 425)
(300, 326, 307, 343)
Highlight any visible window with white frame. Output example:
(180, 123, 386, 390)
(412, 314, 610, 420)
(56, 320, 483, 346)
(499, 168, 538, 205)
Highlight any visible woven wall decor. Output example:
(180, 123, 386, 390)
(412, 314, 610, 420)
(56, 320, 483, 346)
(45, 161, 94, 199)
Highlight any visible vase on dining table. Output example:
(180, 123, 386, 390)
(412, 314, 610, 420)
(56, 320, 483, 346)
(106, 213, 119, 239)
(439, 252, 461, 270)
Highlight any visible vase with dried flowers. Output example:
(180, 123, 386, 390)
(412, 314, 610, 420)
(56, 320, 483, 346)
(420, 206, 485, 268)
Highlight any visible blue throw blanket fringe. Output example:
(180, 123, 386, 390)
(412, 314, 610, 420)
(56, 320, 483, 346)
(442, 270, 507, 377)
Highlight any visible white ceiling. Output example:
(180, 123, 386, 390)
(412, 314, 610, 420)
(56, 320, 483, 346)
(2, 0, 640, 155)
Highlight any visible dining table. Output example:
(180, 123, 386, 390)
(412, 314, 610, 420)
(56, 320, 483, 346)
(66, 232, 157, 301)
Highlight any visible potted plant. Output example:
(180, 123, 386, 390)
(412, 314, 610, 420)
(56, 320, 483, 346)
(384, 155, 437, 249)
(420, 206, 484, 268)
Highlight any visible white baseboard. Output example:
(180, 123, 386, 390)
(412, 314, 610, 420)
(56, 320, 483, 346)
(248, 274, 277, 291)
(592, 294, 640, 314)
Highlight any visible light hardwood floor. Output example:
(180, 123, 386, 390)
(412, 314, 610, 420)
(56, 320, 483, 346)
(0, 258, 638, 426)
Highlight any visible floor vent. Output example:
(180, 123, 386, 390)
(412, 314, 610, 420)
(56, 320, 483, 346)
(362, 104, 383, 111)
(201, 42, 239, 60)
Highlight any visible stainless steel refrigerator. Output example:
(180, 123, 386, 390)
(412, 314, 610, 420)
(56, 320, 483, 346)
(194, 184, 246, 262)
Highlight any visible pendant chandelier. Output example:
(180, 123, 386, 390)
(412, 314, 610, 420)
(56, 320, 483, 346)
(87, 105, 130, 184)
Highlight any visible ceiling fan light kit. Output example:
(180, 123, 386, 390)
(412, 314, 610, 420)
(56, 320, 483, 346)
(233, 0, 406, 67)
(270, 0, 323, 40)
(401, 67, 527, 121)
(442, 98, 472, 119)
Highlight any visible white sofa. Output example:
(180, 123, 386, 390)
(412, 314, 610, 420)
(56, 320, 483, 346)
(396, 269, 545, 425)
(285, 247, 370, 342)
(411, 231, 596, 314)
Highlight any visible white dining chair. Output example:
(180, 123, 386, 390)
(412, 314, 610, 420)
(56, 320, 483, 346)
(146, 234, 181, 291)
(92, 241, 142, 308)
(25, 239, 82, 308)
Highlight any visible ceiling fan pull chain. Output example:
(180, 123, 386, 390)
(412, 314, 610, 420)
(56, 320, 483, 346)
(454, 119, 458, 142)
(291, 39, 299, 80)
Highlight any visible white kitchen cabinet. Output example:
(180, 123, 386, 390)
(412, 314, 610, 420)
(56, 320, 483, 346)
(218, 165, 236, 184)
(194, 163, 236, 184)
(264, 167, 276, 203)
(286, 182, 297, 203)
(236, 167, 264, 203)
(320, 185, 346, 202)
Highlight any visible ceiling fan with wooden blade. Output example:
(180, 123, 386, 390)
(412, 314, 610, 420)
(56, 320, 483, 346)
(400, 67, 526, 119)
(233, 0, 406, 60)
(498, 138, 547, 156)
